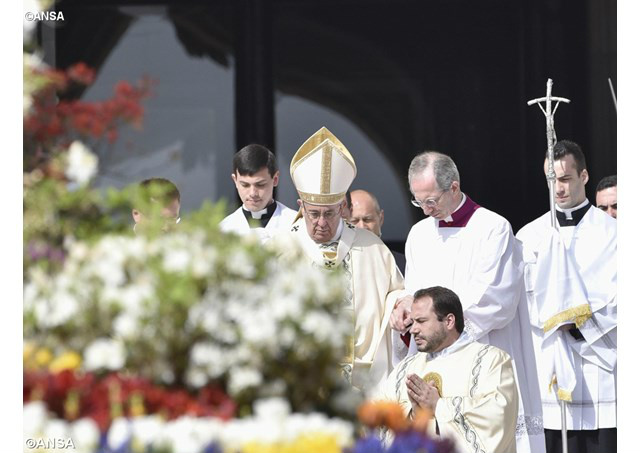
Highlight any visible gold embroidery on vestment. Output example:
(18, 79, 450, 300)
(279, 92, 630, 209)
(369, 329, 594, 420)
(543, 304, 592, 333)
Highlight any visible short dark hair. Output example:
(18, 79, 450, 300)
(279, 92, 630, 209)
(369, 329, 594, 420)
(596, 175, 617, 192)
(413, 286, 464, 334)
(232, 144, 277, 177)
(140, 177, 180, 204)
(551, 140, 587, 174)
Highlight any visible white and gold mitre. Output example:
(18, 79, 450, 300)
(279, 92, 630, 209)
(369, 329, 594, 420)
(290, 127, 357, 206)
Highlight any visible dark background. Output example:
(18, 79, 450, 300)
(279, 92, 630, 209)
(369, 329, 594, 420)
(45, 0, 616, 239)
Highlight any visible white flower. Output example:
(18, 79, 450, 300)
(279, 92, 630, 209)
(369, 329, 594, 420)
(190, 248, 215, 278)
(185, 368, 208, 388)
(91, 257, 126, 288)
(67, 241, 90, 261)
(302, 311, 339, 345)
(35, 291, 78, 328)
(83, 338, 126, 371)
(156, 416, 221, 453)
(118, 283, 153, 316)
(278, 325, 297, 348)
(162, 248, 191, 273)
(23, 283, 39, 311)
(113, 313, 138, 339)
(70, 418, 100, 453)
(221, 418, 281, 449)
(270, 294, 303, 321)
(107, 418, 131, 451)
(23, 401, 48, 438)
(228, 366, 262, 395)
(65, 141, 98, 185)
(242, 309, 277, 346)
(42, 418, 70, 447)
(187, 303, 220, 333)
(227, 248, 256, 278)
(190, 342, 228, 379)
(130, 415, 164, 448)
(253, 397, 291, 421)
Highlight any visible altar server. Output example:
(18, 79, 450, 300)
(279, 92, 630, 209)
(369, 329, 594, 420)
(220, 144, 297, 241)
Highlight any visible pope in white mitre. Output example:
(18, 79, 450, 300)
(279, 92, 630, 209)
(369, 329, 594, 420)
(283, 127, 405, 392)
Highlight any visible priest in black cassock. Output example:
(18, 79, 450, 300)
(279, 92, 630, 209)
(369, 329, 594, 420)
(220, 144, 297, 241)
(517, 140, 617, 453)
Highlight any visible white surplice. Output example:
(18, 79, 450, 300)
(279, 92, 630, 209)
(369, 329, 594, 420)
(219, 201, 297, 242)
(376, 333, 519, 453)
(516, 205, 617, 430)
(283, 218, 405, 392)
(404, 205, 545, 453)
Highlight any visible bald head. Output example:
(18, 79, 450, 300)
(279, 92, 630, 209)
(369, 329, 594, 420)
(349, 189, 384, 237)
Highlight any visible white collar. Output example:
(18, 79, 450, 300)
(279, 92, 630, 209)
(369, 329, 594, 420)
(425, 330, 473, 360)
(555, 198, 589, 219)
(442, 193, 467, 223)
(243, 200, 275, 219)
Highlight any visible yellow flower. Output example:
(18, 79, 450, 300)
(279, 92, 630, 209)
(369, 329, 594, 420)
(34, 348, 53, 368)
(23, 342, 36, 362)
(239, 434, 343, 453)
(286, 434, 343, 453)
(49, 351, 82, 373)
(23, 342, 39, 369)
(129, 392, 146, 417)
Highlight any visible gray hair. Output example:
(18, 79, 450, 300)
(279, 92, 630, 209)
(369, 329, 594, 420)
(408, 151, 460, 191)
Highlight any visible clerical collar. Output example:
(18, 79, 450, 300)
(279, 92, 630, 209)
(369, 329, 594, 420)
(242, 200, 277, 228)
(425, 330, 473, 360)
(555, 199, 590, 227)
(438, 193, 481, 228)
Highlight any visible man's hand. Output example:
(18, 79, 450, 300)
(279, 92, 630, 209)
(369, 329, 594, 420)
(390, 295, 414, 333)
(406, 373, 440, 413)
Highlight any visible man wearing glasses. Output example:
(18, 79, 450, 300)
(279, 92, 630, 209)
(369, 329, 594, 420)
(285, 127, 405, 392)
(391, 151, 545, 453)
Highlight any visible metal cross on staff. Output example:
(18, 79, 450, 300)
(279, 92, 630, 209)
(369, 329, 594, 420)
(527, 78, 571, 229)
(527, 78, 572, 453)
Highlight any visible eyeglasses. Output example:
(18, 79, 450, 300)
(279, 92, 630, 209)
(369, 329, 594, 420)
(410, 189, 449, 209)
(303, 203, 341, 222)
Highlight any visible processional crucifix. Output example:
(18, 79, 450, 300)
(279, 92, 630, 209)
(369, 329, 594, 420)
(527, 79, 571, 453)
(527, 78, 571, 229)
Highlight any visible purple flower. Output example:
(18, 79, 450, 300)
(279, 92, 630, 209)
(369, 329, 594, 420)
(388, 431, 434, 453)
(203, 443, 223, 453)
(388, 431, 457, 453)
(349, 433, 385, 453)
(27, 241, 66, 263)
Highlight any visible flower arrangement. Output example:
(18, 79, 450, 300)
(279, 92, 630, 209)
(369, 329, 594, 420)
(23, 35, 453, 453)
(24, 228, 354, 418)
(23, 58, 151, 169)
(350, 402, 456, 453)
(24, 397, 354, 453)
(23, 368, 236, 432)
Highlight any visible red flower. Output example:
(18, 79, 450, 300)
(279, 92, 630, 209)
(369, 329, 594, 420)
(66, 63, 95, 85)
(24, 371, 236, 433)
(24, 63, 152, 173)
